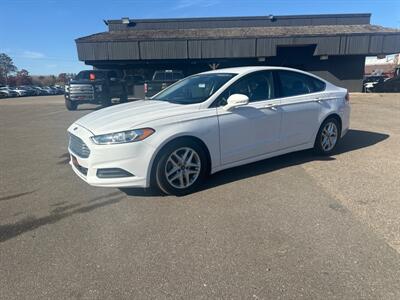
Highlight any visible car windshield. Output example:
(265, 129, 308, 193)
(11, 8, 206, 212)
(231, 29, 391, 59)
(152, 73, 236, 104)
(75, 71, 106, 80)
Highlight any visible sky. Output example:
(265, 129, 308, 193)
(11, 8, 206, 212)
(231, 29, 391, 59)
(0, 0, 399, 75)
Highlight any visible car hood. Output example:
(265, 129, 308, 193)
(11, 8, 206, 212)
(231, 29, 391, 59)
(75, 100, 199, 135)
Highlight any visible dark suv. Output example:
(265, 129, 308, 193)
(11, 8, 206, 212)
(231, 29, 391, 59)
(65, 70, 127, 110)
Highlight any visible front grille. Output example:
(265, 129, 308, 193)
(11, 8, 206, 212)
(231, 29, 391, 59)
(69, 84, 94, 100)
(69, 134, 90, 158)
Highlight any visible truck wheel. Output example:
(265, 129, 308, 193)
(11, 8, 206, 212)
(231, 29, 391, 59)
(101, 97, 112, 107)
(65, 99, 77, 111)
(120, 92, 128, 103)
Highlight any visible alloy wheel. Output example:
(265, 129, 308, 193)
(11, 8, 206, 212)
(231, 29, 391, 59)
(320, 122, 338, 152)
(164, 147, 201, 189)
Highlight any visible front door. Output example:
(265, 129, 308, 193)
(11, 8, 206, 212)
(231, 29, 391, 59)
(215, 71, 282, 165)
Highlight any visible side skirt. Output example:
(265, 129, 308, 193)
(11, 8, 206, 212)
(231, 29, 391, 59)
(210, 143, 314, 175)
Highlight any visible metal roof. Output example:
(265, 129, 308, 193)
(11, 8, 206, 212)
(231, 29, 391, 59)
(75, 13, 400, 62)
(105, 13, 372, 31)
(77, 24, 399, 42)
(106, 13, 372, 24)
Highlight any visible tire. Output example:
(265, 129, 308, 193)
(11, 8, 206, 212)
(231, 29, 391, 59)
(101, 96, 112, 107)
(155, 139, 209, 196)
(120, 92, 128, 103)
(65, 99, 78, 111)
(314, 118, 340, 155)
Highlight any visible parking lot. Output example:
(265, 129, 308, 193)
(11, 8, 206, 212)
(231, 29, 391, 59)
(1, 94, 400, 299)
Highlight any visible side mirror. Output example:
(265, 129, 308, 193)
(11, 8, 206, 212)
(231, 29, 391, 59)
(223, 94, 249, 111)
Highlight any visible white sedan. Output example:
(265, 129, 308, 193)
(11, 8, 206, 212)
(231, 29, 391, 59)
(68, 67, 350, 195)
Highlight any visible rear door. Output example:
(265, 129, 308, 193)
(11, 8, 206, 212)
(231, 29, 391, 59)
(276, 70, 326, 149)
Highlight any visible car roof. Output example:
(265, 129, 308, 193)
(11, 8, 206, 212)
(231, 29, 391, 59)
(199, 66, 330, 83)
(200, 66, 315, 75)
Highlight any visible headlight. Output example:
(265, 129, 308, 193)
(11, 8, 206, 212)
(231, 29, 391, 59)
(65, 85, 69, 92)
(91, 128, 155, 145)
(95, 85, 102, 92)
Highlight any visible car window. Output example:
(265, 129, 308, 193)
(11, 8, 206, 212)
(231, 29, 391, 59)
(165, 72, 173, 81)
(214, 71, 275, 107)
(152, 73, 236, 104)
(277, 70, 325, 97)
(173, 72, 184, 80)
(108, 71, 117, 79)
(133, 75, 144, 82)
(153, 72, 164, 81)
(75, 71, 106, 80)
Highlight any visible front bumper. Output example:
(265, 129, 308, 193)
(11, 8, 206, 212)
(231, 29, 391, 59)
(65, 92, 108, 103)
(67, 124, 155, 188)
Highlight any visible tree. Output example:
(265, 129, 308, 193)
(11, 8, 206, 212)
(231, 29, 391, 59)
(15, 69, 32, 86)
(57, 73, 69, 85)
(45, 75, 57, 86)
(0, 53, 17, 85)
(32, 75, 57, 86)
(6, 76, 17, 87)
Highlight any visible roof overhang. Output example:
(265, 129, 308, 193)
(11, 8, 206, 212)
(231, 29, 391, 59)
(75, 14, 400, 62)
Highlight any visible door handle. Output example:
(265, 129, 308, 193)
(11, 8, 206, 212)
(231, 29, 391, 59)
(264, 103, 278, 110)
(316, 97, 330, 103)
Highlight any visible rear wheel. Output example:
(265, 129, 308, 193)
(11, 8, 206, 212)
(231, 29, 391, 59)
(155, 140, 208, 196)
(65, 99, 77, 111)
(314, 118, 340, 155)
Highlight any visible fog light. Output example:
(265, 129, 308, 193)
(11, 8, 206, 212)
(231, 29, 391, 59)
(96, 168, 134, 178)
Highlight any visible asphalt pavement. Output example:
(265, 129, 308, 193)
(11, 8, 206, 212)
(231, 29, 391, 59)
(0, 94, 399, 299)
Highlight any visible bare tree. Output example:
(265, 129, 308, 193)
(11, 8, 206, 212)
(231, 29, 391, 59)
(0, 53, 17, 85)
(15, 69, 32, 86)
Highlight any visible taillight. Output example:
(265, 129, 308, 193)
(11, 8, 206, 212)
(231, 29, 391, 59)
(345, 92, 350, 102)
(144, 83, 148, 93)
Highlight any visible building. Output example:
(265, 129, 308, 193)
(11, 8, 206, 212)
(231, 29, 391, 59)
(75, 13, 400, 92)
(365, 54, 399, 77)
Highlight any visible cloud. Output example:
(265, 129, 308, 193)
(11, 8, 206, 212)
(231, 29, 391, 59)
(0, 48, 11, 54)
(172, 0, 220, 10)
(22, 50, 45, 59)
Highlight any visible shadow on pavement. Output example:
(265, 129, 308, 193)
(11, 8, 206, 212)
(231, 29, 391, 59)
(121, 129, 389, 197)
(0, 130, 388, 241)
(0, 195, 125, 243)
(0, 190, 37, 202)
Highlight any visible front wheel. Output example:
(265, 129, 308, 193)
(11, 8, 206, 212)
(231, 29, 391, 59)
(119, 92, 128, 103)
(65, 99, 77, 111)
(101, 96, 112, 107)
(155, 140, 208, 196)
(314, 118, 340, 155)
